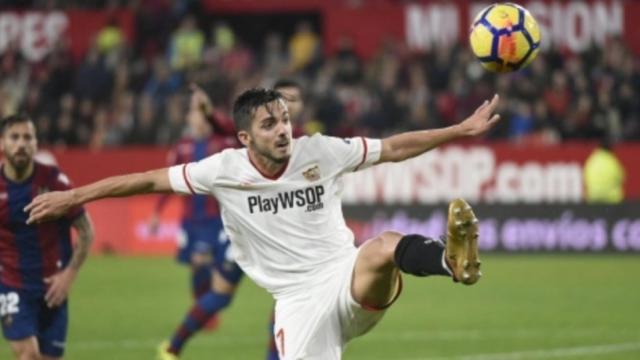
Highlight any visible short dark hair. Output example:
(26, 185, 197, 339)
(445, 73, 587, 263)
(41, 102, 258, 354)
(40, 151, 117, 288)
(232, 88, 283, 131)
(273, 78, 303, 91)
(0, 114, 32, 135)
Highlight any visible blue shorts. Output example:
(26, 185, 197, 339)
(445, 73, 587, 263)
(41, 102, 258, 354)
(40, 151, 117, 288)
(177, 218, 243, 285)
(0, 284, 68, 357)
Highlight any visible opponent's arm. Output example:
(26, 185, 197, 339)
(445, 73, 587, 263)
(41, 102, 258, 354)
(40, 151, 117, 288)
(191, 83, 236, 136)
(25, 168, 172, 225)
(68, 213, 95, 271)
(377, 94, 501, 164)
(44, 213, 95, 307)
(148, 193, 171, 234)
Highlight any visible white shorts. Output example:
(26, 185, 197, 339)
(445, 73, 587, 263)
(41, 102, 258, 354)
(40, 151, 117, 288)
(273, 247, 399, 360)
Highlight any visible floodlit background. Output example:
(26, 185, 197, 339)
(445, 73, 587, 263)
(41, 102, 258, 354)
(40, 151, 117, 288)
(0, 0, 639, 359)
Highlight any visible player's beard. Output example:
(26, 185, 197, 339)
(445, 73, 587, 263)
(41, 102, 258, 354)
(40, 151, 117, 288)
(251, 140, 290, 164)
(6, 150, 32, 172)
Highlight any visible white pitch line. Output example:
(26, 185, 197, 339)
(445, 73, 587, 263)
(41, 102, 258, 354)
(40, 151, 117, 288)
(67, 335, 264, 349)
(55, 329, 639, 353)
(359, 328, 633, 342)
(62, 339, 640, 360)
(380, 341, 640, 360)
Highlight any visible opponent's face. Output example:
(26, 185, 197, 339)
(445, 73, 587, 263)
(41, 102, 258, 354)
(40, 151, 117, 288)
(1, 122, 37, 171)
(240, 99, 292, 163)
(277, 86, 304, 120)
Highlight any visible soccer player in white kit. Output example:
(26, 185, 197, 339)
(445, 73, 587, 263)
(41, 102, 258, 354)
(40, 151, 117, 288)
(25, 89, 501, 359)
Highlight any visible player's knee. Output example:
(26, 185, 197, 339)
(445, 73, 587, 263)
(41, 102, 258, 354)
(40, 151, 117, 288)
(41, 356, 61, 360)
(191, 252, 212, 266)
(212, 271, 238, 295)
(367, 231, 404, 269)
(377, 231, 404, 256)
(15, 348, 41, 360)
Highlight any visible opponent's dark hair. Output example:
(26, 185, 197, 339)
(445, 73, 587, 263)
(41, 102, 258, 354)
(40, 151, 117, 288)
(232, 88, 283, 131)
(273, 78, 303, 92)
(0, 114, 32, 135)
(274, 78, 304, 102)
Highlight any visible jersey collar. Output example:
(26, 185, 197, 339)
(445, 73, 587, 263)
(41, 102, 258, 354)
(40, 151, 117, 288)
(248, 154, 289, 180)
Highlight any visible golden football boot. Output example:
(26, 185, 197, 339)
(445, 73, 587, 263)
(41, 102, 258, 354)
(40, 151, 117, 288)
(157, 341, 179, 360)
(446, 198, 482, 285)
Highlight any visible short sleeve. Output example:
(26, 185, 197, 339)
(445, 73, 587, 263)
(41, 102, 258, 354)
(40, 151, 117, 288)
(168, 153, 221, 195)
(323, 136, 382, 173)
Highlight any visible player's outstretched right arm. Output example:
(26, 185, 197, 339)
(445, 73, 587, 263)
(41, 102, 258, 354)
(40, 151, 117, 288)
(25, 168, 172, 225)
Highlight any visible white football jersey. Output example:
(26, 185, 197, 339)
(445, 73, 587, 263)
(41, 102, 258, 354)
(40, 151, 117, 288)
(168, 134, 382, 298)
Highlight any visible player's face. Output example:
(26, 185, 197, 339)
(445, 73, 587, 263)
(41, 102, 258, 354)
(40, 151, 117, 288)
(1, 122, 37, 170)
(244, 99, 292, 163)
(277, 87, 304, 120)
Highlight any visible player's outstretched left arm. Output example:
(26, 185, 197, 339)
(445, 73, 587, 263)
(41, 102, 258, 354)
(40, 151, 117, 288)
(25, 168, 173, 225)
(376, 94, 501, 164)
(44, 213, 95, 307)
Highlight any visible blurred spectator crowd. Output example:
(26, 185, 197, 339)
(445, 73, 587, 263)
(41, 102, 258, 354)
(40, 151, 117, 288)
(0, 3, 639, 148)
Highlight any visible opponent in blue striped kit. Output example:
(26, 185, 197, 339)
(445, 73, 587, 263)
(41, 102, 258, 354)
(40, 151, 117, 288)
(152, 87, 244, 359)
(0, 114, 94, 359)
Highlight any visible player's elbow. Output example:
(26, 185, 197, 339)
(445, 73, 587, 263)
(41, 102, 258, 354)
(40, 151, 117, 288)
(389, 148, 412, 163)
(82, 219, 96, 243)
(379, 141, 406, 163)
(138, 169, 172, 193)
(74, 214, 95, 243)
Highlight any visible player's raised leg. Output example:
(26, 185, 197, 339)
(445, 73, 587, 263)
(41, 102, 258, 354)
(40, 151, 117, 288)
(352, 198, 481, 309)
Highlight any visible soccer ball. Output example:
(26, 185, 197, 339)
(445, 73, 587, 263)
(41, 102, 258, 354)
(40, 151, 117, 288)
(469, 3, 541, 73)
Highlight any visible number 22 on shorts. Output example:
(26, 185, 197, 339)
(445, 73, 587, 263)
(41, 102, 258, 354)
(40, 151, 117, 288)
(0, 292, 20, 316)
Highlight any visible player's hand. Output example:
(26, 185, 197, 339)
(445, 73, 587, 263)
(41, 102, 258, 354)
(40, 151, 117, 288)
(458, 94, 501, 137)
(24, 190, 74, 225)
(44, 268, 77, 308)
(190, 83, 213, 116)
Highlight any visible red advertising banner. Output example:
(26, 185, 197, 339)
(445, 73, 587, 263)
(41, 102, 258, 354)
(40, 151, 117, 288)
(39, 147, 177, 255)
(23, 142, 640, 255)
(205, 0, 327, 12)
(328, 0, 640, 59)
(342, 142, 639, 204)
(85, 196, 182, 256)
(0, 10, 134, 62)
(3, 2, 636, 62)
(42, 142, 640, 204)
(207, 0, 640, 59)
(46, 146, 168, 186)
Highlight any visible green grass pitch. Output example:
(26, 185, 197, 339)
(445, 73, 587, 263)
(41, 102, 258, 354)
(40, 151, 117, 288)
(2, 255, 639, 359)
